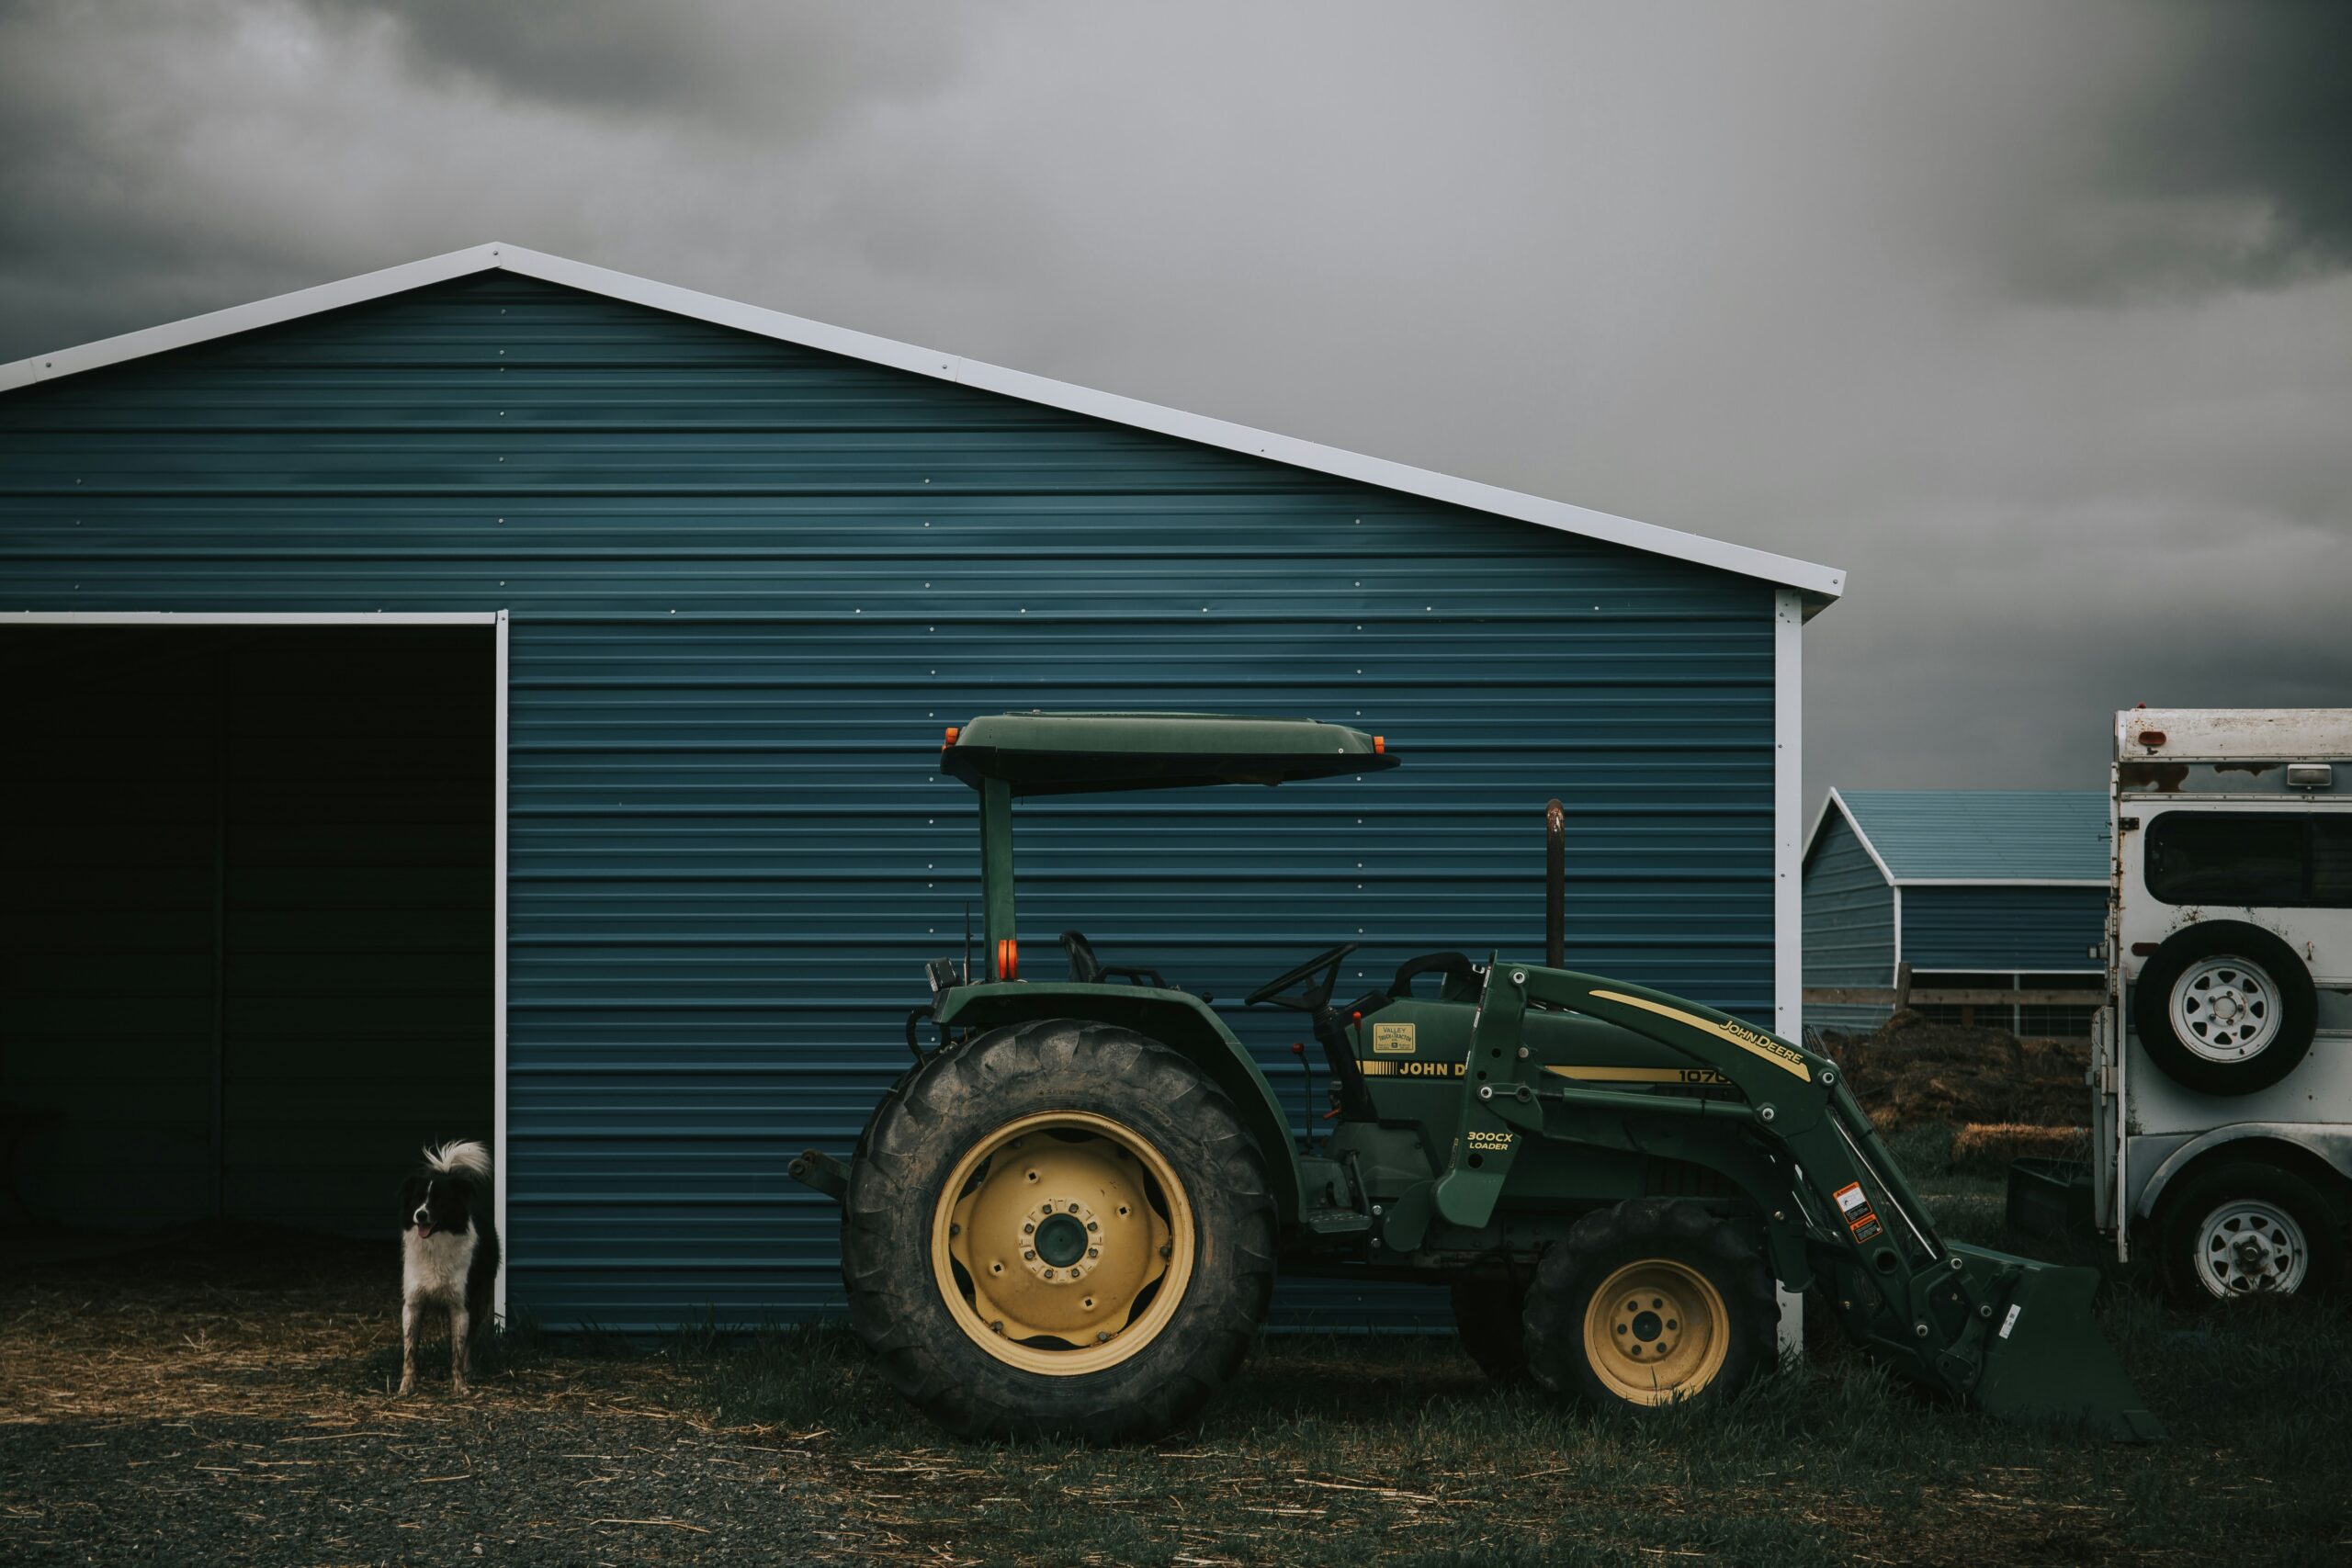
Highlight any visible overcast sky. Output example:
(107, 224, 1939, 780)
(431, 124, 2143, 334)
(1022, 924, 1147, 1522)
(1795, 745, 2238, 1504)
(4, 1, 2346, 803)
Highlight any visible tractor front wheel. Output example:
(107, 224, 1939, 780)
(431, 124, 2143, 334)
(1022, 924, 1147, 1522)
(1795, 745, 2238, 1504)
(1524, 1200, 1778, 1409)
(842, 1019, 1277, 1440)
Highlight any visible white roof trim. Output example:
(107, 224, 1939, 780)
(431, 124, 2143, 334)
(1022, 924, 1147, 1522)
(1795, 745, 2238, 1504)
(1804, 787, 2108, 888)
(1894, 878, 2109, 889)
(1904, 967, 2105, 977)
(4, 610, 499, 626)
(0, 242, 1846, 604)
(1809, 788, 1900, 887)
(1802, 790, 1841, 867)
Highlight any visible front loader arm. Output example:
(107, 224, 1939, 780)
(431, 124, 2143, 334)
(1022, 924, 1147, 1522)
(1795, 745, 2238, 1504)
(1421, 961, 2161, 1440)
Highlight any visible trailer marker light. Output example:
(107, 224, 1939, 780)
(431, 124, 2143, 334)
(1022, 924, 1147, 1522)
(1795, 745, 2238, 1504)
(1373, 736, 1385, 753)
(944, 727, 960, 747)
(2137, 729, 2166, 747)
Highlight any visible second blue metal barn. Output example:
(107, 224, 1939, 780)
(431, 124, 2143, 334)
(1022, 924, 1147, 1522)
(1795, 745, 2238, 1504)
(1802, 790, 2109, 1039)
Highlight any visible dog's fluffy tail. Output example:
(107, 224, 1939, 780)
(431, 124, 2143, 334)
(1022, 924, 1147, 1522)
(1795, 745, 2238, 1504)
(423, 1139, 492, 1179)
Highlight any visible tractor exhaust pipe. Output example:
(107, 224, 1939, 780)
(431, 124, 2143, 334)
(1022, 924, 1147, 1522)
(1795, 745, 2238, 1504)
(1544, 798, 1566, 968)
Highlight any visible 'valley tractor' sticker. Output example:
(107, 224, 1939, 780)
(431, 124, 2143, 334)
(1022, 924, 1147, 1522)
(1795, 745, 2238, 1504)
(1370, 1022, 1418, 1055)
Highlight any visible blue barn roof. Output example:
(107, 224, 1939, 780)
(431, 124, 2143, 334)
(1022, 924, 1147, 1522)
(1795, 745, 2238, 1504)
(1814, 790, 2109, 885)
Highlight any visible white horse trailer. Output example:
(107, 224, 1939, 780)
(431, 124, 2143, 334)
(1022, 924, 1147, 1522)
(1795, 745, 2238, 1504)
(2090, 709, 2352, 1301)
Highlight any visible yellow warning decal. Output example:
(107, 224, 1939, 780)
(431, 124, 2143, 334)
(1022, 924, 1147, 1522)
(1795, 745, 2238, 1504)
(1544, 1065, 1732, 1087)
(1370, 1022, 1417, 1055)
(1585, 990, 1812, 1082)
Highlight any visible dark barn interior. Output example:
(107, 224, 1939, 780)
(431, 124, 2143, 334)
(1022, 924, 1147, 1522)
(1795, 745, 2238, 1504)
(1, 625, 494, 1237)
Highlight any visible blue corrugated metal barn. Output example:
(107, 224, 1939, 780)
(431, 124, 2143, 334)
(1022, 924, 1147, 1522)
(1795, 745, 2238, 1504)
(0, 244, 1840, 1329)
(1802, 790, 2109, 1039)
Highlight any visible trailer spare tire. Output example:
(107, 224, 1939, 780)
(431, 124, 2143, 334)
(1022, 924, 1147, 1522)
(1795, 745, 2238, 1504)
(842, 1019, 1277, 1441)
(2133, 922, 2316, 1096)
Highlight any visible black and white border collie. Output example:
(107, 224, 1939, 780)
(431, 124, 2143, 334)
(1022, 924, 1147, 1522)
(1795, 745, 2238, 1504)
(398, 1140, 501, 1395)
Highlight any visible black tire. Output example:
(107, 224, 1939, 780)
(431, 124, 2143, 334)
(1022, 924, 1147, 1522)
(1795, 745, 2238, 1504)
(2157, 1160, 2346, 1304)
(842, 1019, 1278, 1441)
(1449, 1277, 1531, 1384)
(1523, 1199, 1779, 1410)
(2134, 922, 2316, 1096)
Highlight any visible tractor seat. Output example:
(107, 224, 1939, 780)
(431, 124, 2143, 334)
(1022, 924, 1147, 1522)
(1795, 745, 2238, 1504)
(1059, 931, 1173, 991)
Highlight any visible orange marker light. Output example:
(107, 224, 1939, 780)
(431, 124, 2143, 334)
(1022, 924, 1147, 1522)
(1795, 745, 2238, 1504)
(995, 937, 1019, 981)
(1373, 735, 1385, 753)
(944, 726, 961, 747)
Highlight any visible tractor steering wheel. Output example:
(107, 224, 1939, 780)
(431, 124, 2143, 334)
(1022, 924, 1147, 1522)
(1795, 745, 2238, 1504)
(1244, 943, 1361, 1012)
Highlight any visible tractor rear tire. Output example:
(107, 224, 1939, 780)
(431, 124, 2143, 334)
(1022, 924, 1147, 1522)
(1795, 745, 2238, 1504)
(1449, 1277, 1531, 1384)
(1523, 1200, 1778, 1410)
(842, 1019, 1278, 1441)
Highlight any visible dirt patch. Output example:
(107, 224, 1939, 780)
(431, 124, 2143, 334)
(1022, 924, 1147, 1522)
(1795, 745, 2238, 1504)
(7, 1225, 2350, 1565)
(0, 1234, 843, 1565)
(1818, 1011, 2092, 1130)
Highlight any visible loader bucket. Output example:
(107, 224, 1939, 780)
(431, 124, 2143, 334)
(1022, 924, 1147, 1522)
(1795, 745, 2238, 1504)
(1952, 1245, 2165, 1442)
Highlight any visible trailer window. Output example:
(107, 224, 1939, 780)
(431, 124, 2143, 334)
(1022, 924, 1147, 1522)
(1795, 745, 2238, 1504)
(2145, 812, 2352, 907)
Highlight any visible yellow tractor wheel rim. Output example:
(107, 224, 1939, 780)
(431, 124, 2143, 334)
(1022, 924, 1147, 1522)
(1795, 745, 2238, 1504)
(1581, 1258, 1731, 1405)
(931, 1110, 1195, 1376)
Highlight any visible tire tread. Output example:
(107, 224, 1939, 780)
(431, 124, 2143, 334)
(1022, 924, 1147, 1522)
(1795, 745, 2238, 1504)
(842, 1019, 1277, 1442)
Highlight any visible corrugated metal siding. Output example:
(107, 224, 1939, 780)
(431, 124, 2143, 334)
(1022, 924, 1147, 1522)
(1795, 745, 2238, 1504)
(1801, 807, 1894, 1036)
(1837, 791, 2109, 881)
(1900, 886, 2109, 974)
(0, 272, 1780, 1329)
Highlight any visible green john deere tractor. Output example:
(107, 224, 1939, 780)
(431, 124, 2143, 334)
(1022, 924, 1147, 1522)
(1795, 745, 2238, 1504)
(790, 712, 2158, 1442)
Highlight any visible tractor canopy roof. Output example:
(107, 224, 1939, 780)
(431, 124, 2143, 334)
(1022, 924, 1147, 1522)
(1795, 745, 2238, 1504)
(941, 711, 1398, 796)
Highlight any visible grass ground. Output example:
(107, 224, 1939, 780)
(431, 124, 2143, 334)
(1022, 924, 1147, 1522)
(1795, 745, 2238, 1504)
(5, 1130, 2349, 1565)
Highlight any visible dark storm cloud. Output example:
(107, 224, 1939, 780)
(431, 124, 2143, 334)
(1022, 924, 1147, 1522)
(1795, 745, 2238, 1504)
(0, 1, 2346, 801)
(314, 1, 967, 132)
(2003, 0, 2352, 299)
(0, 0, 987, 354)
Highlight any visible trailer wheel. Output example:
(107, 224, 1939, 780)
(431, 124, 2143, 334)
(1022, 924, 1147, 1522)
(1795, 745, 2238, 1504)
(1449, 1278, 1530, 1384)
(2134, 922, 2315, 1096)
(842, 1019, 1277, 1441)
(1523, 1200, 1778, 1409)
(2158, 1161, 2345, 1303)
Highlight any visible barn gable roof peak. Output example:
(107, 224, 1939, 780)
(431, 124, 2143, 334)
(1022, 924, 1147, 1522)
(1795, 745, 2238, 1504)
(0, 241, 1842, 605)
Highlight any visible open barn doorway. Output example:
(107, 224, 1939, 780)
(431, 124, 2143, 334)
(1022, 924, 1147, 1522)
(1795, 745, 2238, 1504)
(1, 618, 498, 1243)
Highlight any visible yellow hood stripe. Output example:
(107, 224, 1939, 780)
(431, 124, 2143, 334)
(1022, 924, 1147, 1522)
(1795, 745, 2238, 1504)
(1586, 990, 1812, 1082)
(1545, 1064, 1731, 1086)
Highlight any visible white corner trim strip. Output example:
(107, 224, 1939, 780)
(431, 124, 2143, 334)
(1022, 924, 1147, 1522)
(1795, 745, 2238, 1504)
(1773, 590, 1804, 1041)
(0, 241, 1846, 600)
